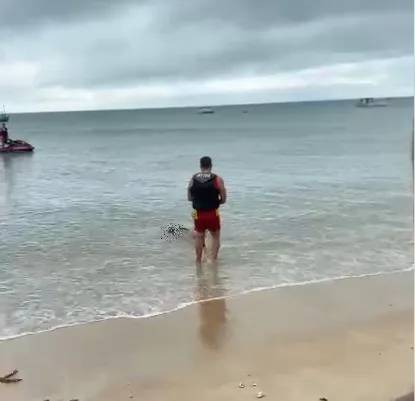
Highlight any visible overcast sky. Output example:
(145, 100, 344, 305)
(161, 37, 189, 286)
(0, 0, 413, 112)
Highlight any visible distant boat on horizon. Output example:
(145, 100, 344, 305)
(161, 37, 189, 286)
(197, 107, 215, 114)
(355, 98, 387, 108)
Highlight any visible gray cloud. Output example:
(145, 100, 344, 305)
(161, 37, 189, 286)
(156, 0, 412, 30)
(1, 0, 411, 30)
(0, 0, 412, 111)
(0, 0, 135, 33)
(36, 4, 413, 89)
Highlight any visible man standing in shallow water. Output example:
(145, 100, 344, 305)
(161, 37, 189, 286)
(187, 156, 227, 263)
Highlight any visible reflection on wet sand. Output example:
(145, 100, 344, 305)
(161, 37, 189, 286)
(195, 263, 229, 350)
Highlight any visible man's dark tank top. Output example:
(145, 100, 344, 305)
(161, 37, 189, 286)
(190, 172, 220, 211)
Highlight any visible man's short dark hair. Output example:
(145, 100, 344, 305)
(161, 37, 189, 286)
(200, 156, 212, 168)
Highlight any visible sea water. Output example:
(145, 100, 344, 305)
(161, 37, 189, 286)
(0, 98, 413, 337)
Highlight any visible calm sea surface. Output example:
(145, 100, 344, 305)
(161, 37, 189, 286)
(0, 98, 413, 338)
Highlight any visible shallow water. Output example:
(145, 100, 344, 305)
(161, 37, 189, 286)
(0, 98, 413, 337)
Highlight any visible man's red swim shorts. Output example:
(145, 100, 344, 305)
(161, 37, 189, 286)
(193, 209, 221, 233)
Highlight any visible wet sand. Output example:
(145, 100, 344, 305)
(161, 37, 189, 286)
(0, 269, 413, 401)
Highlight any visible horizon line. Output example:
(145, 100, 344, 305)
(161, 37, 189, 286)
(9, 94, 413, 116)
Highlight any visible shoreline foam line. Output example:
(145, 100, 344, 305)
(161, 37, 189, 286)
(1, 266, 413, 342)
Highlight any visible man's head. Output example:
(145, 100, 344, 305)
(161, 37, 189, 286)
(200, 156, 212, 170)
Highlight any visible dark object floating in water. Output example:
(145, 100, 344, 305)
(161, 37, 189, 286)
(161, 223, 189, 242)
(197, 107, 215, 114)
(355, 97, 387, 107)
(0, 108, 35, 153)
(0, 139, 34, 153)
(0, 369, 22, 383)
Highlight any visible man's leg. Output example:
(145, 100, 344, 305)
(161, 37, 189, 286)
(208, 211, 221, 260)
(192, 229, 206, 248)
(209, 230, 221, 260)
(193, 216, 206, 264)
(194, 230, 205, 263)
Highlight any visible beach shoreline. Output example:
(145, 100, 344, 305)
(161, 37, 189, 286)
(0, 269, 413, 401)
(1, 268, 412, 342)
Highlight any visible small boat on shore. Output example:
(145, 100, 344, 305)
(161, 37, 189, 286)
(355, 98, 387, 108)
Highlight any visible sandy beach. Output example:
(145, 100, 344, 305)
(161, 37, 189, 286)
(0, 269, 413, 401)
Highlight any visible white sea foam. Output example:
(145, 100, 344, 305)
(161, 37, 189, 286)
(0, 267, 412, 341)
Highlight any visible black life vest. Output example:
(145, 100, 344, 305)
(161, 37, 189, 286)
(190, 172, 220, 211)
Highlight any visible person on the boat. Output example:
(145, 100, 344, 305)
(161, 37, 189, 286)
(0, 123, 9, 147)
(0, 123, 7, 148)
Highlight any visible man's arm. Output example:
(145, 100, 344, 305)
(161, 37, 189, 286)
(217, 176, 227, 205)
(187, 178, 193, 202)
